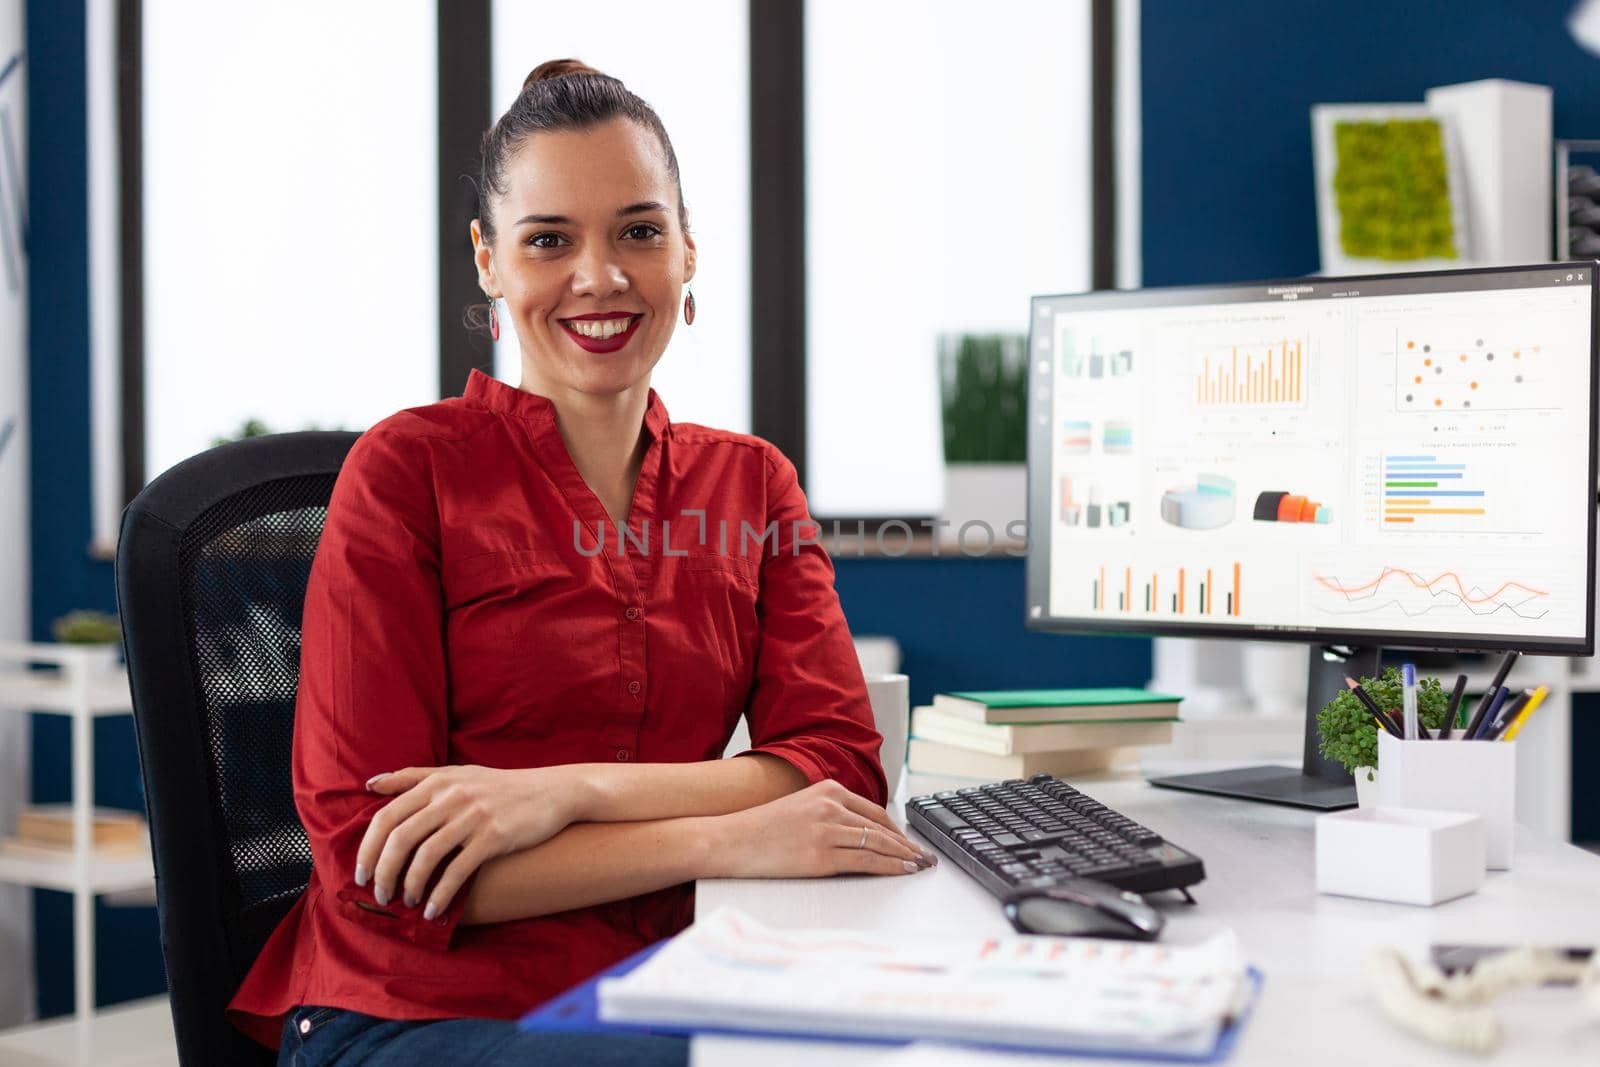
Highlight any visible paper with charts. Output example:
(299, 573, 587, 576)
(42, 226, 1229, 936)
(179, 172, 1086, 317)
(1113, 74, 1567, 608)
(597, 906, 1249, 1055)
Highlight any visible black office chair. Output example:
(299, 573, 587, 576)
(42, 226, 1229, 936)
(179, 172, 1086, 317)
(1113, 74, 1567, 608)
(116, 431, 359, 1066)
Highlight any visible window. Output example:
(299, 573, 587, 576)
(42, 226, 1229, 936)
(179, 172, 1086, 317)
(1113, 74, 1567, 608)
(140, 2, 438, 482)
(489, 0, 751, 432)
(803, 0, 1095, 516)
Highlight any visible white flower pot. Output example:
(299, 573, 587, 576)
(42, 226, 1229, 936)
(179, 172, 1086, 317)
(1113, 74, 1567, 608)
(1354, 766, 1378, 809)
(941, 463, 1026, 549)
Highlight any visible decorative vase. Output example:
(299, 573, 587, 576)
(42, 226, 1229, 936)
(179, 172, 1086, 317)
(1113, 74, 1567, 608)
(1354, 766, 1378, 809)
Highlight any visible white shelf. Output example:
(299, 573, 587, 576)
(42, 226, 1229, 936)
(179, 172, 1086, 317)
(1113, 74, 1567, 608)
(0, 844, 153, 895)
(0, 672, 133, 716)
(0, 641, 143, 1029)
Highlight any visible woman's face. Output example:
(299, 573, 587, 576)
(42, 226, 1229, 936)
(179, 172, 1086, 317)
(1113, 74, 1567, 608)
(472, 117, 695, 401)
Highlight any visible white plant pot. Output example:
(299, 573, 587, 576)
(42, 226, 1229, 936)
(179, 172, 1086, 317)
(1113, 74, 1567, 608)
(941, 463, 1026, 549)
(1354, 766, 1378, 809)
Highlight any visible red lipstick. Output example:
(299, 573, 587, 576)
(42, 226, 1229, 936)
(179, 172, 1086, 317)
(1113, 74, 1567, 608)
(559, 313, 643, 354)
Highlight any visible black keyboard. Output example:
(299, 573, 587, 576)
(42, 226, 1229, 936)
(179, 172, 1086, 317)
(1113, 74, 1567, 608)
(906, 774, 1206, 899)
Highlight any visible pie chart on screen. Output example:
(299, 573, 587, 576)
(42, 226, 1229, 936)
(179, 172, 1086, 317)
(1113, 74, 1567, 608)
(1158, 474, 1236, 530)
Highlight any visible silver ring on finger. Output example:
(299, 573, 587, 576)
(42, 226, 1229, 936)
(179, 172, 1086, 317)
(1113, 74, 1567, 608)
(858, 826, 869, 849)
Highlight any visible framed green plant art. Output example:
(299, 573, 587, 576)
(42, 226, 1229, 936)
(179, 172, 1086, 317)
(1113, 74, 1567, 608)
(1311, 103, 1470, 275)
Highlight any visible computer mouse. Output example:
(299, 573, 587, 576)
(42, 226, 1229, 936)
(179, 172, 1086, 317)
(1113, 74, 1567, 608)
(1002, 879, 1166, 941)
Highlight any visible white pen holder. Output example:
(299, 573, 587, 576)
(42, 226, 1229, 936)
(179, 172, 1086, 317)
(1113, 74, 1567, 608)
(1377, 731, 1516, 869)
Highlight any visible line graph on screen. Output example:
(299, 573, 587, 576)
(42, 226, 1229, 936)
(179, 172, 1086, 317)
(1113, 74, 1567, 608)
(1310, 565, 1551, 621)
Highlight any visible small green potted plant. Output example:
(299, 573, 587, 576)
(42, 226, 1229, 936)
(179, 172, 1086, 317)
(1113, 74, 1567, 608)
(1316, 667, 1449, 806)
(51, 610, 123, 676)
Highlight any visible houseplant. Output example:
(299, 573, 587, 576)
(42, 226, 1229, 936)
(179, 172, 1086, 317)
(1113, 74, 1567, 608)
(1316, 666, 1449, 805)
(51, 610, 123, 675)
(938, 332, 1028, 542)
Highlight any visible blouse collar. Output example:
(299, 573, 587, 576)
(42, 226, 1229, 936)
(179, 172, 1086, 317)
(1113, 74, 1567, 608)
(463, 368, 671, 441)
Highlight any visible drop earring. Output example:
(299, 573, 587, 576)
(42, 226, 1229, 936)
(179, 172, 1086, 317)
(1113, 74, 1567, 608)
(489, 299, 500, 342)
(683, 286, 696, 326)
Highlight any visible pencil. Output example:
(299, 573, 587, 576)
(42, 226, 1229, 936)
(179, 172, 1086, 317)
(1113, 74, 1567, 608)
(1499, 685, 1549, 741)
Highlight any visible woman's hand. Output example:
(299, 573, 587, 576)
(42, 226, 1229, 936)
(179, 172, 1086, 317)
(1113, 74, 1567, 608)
(355, 764, 580, 918)
(708, 779, 938, 879)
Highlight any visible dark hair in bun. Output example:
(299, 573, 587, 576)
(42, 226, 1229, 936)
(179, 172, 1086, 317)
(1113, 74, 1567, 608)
(476, 58, 687, 243)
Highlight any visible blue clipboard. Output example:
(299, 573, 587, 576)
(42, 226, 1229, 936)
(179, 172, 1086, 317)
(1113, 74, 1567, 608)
(520, 938, 1264, 1062)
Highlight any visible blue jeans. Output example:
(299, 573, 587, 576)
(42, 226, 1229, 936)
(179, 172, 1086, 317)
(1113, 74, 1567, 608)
(277, 1005, 689, 1066)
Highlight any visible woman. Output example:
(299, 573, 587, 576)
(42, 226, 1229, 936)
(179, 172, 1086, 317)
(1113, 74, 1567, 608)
(228, 59, 935, 1065)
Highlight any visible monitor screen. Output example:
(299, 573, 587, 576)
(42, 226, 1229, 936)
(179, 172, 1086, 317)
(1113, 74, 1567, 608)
(1025, 263, 1598, 655)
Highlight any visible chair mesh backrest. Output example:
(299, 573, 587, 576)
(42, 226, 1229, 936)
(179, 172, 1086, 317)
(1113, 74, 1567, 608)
(176, 474, 336, 912)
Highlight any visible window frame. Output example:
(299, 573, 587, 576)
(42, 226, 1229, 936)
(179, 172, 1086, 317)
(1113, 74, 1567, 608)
(115, 0, 1118, 532)
(750, 0, 1119, 526)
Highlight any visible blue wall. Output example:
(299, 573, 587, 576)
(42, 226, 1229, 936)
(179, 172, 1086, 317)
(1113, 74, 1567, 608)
(1141, 0, 1600, 843)
(1142, 0, 1600, 286)
(26, 0, 165, 1017)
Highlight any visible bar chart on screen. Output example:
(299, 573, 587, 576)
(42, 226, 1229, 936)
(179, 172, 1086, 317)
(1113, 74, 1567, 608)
(1354, 450, 1555, 536)
(1192, 338, 1307, 409)
(1082, 560, 1245, 617)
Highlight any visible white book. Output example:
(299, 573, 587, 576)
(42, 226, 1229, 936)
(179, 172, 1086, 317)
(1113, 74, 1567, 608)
(906, 738, 1139, 780)
(911, 704, 1175, 756)
(598, 907, 1249, 1056)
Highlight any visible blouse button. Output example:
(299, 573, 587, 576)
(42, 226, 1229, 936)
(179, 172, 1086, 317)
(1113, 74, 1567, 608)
(627, 680, 642, 695)
(625, 606, 641, 621)
(616, 749, 631, 762)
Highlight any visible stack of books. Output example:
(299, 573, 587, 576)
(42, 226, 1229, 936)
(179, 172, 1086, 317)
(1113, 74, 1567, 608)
(907, 687, 1181, 779)
(5, 804, 149, 855)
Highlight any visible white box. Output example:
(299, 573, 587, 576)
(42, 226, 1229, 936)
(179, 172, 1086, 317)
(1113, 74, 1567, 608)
(1378, 731, 1516, 869)
(1316, 807, 1485, 906)
(1424, 79, 1552, 263)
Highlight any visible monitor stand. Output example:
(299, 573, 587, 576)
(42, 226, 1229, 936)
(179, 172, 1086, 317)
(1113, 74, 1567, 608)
(1147, 645, 1376, 811)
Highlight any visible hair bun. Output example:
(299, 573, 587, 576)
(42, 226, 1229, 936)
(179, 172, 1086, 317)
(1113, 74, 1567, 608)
(522, 58, 607, 92)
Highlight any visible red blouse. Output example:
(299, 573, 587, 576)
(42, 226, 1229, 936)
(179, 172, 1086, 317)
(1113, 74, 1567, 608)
(228, 369, 887, 1047)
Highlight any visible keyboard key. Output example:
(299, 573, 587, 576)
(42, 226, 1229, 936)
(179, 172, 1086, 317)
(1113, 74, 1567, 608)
(921, 806, 970, 833)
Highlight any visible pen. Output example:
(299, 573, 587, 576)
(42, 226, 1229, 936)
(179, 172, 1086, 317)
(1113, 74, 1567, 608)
(1463, 651, 1519, 740)
(1499, 685, 1549, 742)
(1482, 689, 1531, 741)
(1472, 687, 1509, 740)
(1445, 674, 1467, 730)
(1401, 664, 1419, 740)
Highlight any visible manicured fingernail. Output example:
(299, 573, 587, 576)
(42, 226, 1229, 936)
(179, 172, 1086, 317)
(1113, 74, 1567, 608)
(902, 860, 919, 873)
(404, 894, 417, 909)
(365, 773, 389, 791)
(922, 849, 938, 866)
(374, 886, 390, 906)
(423, 901, 439, 921)
(354, 864, 368, 887)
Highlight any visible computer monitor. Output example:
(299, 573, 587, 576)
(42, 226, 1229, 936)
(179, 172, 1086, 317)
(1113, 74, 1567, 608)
(1025, 263, 1598, 809)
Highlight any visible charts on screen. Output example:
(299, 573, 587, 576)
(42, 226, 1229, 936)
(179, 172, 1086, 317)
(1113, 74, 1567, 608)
(1307, 562, 1566, 634)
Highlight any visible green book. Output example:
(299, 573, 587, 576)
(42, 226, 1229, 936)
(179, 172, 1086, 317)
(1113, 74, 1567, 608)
(931, 687, 1183, 725)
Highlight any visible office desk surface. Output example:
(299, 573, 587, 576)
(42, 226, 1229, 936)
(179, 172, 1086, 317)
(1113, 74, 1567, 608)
(692, 767, 1600, 1066)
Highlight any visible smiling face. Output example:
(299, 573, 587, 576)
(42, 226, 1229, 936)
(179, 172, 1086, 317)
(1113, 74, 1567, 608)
(471, 117, 696, 403)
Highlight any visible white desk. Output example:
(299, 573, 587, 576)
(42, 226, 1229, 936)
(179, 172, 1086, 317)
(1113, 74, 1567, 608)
(692, 766, 1600, 1066)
